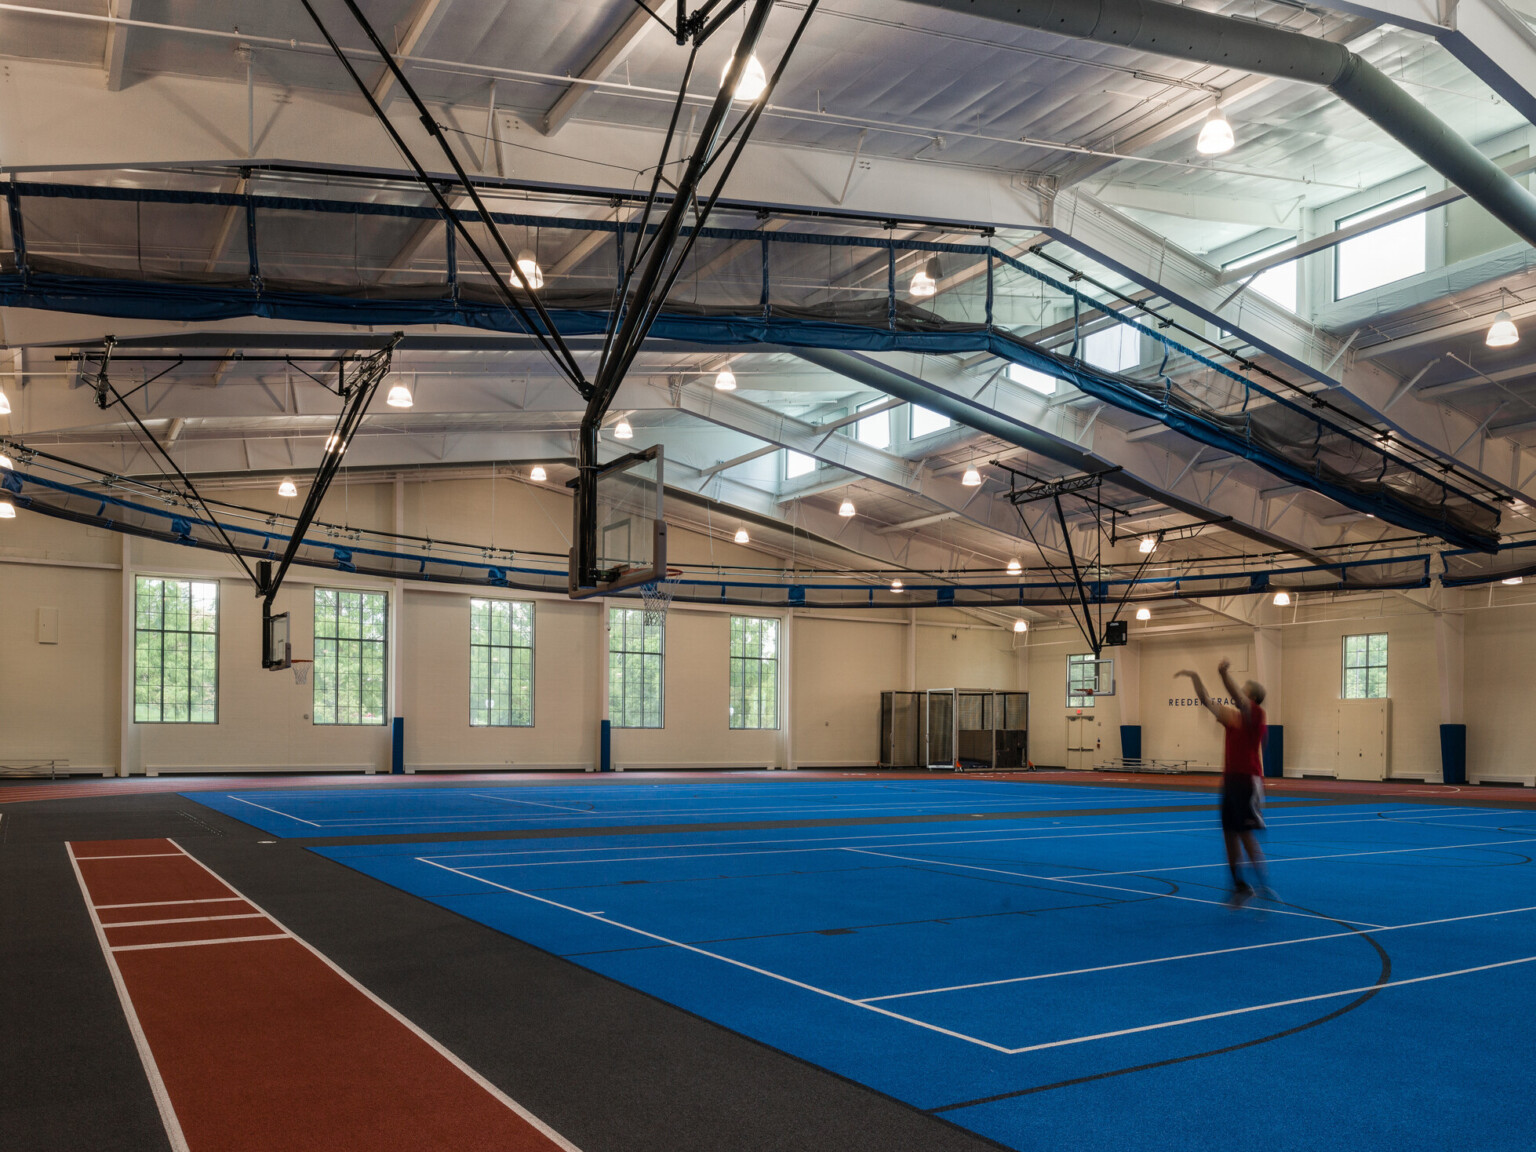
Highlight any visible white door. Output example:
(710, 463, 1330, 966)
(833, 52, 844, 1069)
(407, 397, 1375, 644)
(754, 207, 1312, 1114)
(1066, 713, 1095, 771)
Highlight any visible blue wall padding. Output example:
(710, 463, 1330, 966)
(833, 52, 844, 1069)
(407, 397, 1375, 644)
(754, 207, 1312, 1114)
(1440, 724, 1467, 785)
(601, 719, 612, 773)
(1120, 726, 1142, 760)
(1264, 725, 1284, 778)
(391, 717, 404, 775)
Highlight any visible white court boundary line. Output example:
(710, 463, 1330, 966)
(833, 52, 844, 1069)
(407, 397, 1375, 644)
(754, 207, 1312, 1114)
(1039, 833, 1536, 880)
(66, 842, 191, 1152)
(74, 852, 184, 860)
(839, 847, 1389, 927)
(224, 795, 322, 827)
(414, 806, 1473, 866)
(166, 841, 583, 1151)
(862, 903, 1536, 1002)
(414, 848, 1536, 1059)
(424, 808, 1519, 875)
(415, 857, 1015, 1055)
(468, 792, 594, 813)
(1001, 954, 1536, 1055)
(239, 793, 1184, 828)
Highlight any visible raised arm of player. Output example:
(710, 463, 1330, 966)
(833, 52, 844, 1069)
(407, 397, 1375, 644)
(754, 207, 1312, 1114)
(1175, 669, 1240, 728)
(1217, 658, 1254, 726)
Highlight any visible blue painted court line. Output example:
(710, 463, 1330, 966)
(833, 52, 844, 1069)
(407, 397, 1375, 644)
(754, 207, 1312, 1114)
(299, 792, 1536, 1151)
(186, 779, 1224, 838)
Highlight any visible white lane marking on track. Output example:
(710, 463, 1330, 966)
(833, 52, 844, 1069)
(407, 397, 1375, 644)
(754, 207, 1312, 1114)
(1040, 834, 1536, 880)
(66, 843, 191, 1152)
(224, 795, 322, 827)
(74, 853, 185, 860)
(94, 897, 250, 910)
(165, 841, 584, 1151)
(110, 933, 291, 952)
(414, 857, 1014, 1055)
(860, 903, 1536, 1002)
(103, 912, 269, 928)
(1000, 954, 1536, 1054)
(839, 847, 1388, 928)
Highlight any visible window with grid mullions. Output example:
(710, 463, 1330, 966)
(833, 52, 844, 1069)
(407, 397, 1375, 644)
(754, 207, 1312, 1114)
(134, 577, 219, 723)
(471, 599, 534, 727)
(313, 588, 388, 725)
(1342, 633, 1388, 699)
(609, 607, 663, 728)
(729, 616, 780, 729)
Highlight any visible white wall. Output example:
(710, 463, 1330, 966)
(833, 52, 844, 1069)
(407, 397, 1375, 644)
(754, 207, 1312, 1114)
(11, 478, 1536, 779)
(0, 478, 1028, 774)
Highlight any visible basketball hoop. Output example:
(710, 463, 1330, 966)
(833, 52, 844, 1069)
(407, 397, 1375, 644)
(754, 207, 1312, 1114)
(290, 658, 313, 686)
(639, 568, 684, 627)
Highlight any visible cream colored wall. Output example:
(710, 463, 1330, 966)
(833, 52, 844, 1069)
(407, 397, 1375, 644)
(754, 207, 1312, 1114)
(613, 606, 781, 770)
(1465, 601, 1536, 781)
(795, 615, 905, 766)
(0, 549, 120, 771)
(914, 619, 1022, 692)
(14, 475, 1536, 781)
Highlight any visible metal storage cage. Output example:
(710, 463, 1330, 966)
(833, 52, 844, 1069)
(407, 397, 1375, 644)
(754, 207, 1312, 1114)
(880, 689, 1029, 771)
(879, 691, 926, 768)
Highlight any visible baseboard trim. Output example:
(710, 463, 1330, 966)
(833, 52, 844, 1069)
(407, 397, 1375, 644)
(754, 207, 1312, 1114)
(142, 763, 378, 776)
(408, 763, 594, 773)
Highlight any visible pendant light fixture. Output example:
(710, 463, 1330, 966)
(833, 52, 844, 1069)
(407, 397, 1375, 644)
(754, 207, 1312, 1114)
(1012, 619, 1028, 633)
(714, 368, 737, 391)
(724, 54, 768, 101)
(278, 478, 298, 498)
(1135, 607, 1151, 621)
(613, 418, 633, 440)
(1007, 558, 1022, 575)
(909, 255, 941, 299)
(529, 465, 547, 483)
(1487, 288, 1520, 347)
(385, 381, 414, 408)
(1196, 106, 1235, 155)
(838, 499, 856, 517)
(734, 526, 750, 544)
(1273, 590, 1291, 606)
(513, 250, 544, 290)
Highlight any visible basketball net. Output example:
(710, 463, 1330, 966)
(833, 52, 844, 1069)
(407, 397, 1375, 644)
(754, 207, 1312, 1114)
(639, 580, 676, 628)
(291, 659, 313, 686)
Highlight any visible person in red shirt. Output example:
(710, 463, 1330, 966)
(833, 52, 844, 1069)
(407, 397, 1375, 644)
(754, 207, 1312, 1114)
(1176, 658, 1272, 908)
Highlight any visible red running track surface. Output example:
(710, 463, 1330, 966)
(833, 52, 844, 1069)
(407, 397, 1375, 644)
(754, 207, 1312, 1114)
(69, 838, 578, 1152)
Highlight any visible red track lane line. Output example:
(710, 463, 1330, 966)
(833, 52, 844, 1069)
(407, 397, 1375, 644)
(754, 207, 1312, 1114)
(69, 839, 579, 1152)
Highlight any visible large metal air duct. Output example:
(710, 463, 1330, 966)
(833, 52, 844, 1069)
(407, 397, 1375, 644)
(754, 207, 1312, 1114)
(902, 0, 1536, 248)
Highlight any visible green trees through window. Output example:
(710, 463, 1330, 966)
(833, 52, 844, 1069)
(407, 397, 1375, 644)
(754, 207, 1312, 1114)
(729, 616, 779, 729)
(609, 607, 663, 728)
(471, 599, 533, 726)
(314, 588, 388, 725)
(1343, 633, 1388, 699)
(134, 577, 218, 723)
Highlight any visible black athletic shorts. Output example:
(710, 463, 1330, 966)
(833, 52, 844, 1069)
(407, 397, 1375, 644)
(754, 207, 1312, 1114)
(1220, 773, 1266, 833)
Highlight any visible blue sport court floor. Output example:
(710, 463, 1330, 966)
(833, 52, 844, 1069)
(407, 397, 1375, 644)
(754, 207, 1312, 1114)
(194, 778, 1536, 1151)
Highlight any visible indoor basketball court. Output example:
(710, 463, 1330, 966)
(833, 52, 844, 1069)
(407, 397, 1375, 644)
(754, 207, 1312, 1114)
(6, 1, 1536, 1149)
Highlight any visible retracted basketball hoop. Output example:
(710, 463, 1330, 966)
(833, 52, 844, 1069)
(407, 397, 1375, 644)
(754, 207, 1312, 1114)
(568, 445, 668, 600)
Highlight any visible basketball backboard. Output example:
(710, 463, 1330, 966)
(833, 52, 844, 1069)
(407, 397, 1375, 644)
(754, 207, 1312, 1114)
(569, 446, 668, 598)
(262, 610, 291, 670)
